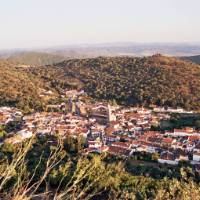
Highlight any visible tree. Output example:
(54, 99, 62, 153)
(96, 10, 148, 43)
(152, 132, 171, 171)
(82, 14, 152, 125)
(0, 125, 6, 139)
(195, 120, 200, 129)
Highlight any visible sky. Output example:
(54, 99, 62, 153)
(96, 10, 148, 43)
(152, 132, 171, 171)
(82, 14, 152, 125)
(0, 0, 200, 49)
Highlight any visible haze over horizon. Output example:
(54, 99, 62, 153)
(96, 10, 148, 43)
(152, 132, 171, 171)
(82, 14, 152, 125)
(1, 0, 200, 50)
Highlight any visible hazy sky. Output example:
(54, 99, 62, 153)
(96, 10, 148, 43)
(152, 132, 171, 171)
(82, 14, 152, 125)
(0, 0, 200, 49)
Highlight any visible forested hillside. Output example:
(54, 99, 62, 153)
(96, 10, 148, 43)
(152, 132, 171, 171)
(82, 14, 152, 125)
(0, 60, 58, 112)
(32, 54, 200, 110)
(1, 55, 200, 111)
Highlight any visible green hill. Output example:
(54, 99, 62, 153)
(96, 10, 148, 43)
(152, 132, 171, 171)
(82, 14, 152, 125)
(0, 60, 58, 112)
(1, 55, 200, 111)
(181, 55, 200, 65)
(32, 54, 200, 110)
(7, 51, 65, 66)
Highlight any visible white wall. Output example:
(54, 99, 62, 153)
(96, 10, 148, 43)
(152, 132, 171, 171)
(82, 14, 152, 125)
(158, 159, 178, 165)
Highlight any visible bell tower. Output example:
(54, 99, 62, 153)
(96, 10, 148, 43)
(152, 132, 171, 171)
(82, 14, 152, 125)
(108, 104, 116, 122)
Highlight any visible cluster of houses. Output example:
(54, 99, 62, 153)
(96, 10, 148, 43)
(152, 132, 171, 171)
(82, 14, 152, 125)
(86, 127, 200, 165)
(0, 107, 22, 126)
(1, 98, 200, 166)
(4, 112, 90, 144)
(84, 106, 200, 165)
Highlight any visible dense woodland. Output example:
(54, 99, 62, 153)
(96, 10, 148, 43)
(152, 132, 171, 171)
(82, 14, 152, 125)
(32, 55, 200, 110)
(1, 54, 200, 112)
(0, 60, 58, 112)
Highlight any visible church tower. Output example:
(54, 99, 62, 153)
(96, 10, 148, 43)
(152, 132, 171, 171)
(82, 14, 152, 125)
(68, 97, 76, 113)
(108, 104, 116, 122)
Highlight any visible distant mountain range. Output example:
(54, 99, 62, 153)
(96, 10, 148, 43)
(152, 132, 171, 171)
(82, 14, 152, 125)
(1, 43, 200, 65)
(46, 43, 200, 57)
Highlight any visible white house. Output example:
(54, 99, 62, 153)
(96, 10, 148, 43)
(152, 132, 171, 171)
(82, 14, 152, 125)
(158, 151, 179, 165)
(193, 153, 200, 162)
(88, 140, 102, 148)
(17, 129, 33, 139)
(146, 146, 157, 153)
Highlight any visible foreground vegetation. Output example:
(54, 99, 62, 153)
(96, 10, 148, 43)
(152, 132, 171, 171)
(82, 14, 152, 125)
(1, 136, 200, 200)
